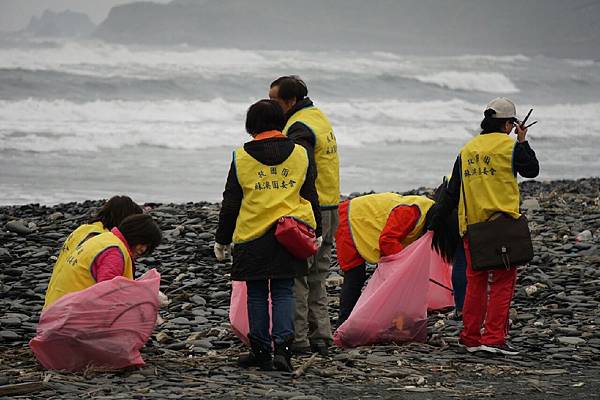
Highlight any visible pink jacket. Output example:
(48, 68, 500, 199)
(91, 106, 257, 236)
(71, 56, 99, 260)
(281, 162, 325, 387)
(91, 228, 133, 282)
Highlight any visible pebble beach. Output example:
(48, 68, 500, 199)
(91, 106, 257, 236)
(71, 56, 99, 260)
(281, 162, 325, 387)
(1, 178, 600, 399)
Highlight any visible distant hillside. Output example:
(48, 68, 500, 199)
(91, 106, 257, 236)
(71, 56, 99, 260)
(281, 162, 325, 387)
(24, 9, 95, 38)
(94, 0, 600, 58)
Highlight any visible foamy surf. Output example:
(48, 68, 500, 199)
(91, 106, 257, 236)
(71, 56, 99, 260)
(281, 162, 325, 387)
(1, 98, 600, 153)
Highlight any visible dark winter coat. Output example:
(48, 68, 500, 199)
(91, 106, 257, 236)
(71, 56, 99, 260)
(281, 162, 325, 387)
(215, 133, 322, 281)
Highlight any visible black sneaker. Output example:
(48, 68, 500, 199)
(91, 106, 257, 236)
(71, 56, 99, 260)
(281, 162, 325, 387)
(458, 339, 481, 353)
(480, 343, 520, 355)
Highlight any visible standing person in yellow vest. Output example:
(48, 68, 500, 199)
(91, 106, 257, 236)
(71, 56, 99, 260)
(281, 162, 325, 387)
(44, 195, 143, 308)
(269, 76, 340, 356)
(335, 192, 435, 325)
(215, 99, 322, 372)
(429, 97, 539, 356)
(44, 214, 161, 308)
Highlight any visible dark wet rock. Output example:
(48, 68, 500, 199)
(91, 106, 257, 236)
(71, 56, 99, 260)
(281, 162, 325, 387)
(0, 330, 20, 341)
(5, 220, 33, 235)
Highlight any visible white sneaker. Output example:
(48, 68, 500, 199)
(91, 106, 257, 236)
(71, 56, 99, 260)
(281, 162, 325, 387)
(458, 340, 481, 353)
(480, 343, 520, 355)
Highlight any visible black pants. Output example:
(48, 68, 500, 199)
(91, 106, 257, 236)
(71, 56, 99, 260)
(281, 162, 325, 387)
(338, 263, 367, 325)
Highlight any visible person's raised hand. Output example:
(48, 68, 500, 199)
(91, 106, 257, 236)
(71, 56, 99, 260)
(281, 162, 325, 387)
(515, 122, 528, 143)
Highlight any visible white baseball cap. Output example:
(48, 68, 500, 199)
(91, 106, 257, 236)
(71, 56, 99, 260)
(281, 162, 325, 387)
(485, 97, 516, 119)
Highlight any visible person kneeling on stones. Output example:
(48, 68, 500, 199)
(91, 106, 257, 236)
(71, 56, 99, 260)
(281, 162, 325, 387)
(336, 192, 439, 326)
(214, 99, 322, 372)
(44, 214, 162, 308)
(44, 195, 143, 308)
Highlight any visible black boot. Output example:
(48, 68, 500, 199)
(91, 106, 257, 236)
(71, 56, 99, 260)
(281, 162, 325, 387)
(238, 335, 273, 371)
(273, 338, 294, 372)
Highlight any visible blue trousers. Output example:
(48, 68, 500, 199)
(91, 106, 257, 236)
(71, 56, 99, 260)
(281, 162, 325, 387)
(452, 244, 467, 311)
(246, 278, 295, 351)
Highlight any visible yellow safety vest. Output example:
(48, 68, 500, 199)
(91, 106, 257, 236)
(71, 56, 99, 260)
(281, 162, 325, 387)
(349, 193, 435, 264)
(283, 106, 340, 208)
(458, 132, 521, 236)
(44, 231, 133, 308)
(45, 222, 107, 308)
(232, 144, 317, 243)
(55, 222, 106, 273)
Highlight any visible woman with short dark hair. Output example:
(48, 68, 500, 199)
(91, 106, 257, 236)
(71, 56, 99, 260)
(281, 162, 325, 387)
(215, 99, 322, 372)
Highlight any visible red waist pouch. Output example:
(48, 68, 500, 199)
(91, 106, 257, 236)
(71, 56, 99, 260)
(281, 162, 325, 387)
(275, 217, 318, 260)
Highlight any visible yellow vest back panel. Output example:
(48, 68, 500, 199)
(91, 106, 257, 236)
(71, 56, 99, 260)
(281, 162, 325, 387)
(232, 145, 317, 243)
(349, 193, 434, 264)
(283, 107, 340, 207)
(45, 222, 106, 308)
(44, 231, 133, 308)
(458, 133, 521, 236)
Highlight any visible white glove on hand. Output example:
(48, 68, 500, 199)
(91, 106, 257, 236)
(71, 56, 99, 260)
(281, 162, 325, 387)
(315, 236, 323, 249)
(158, 291, 170, 308)
(214, 242, 231, 261)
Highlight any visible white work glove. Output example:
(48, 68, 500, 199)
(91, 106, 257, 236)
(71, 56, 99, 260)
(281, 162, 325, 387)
(315, 236, 323, 249)
(158, 291, 170, 308)
(214, 242, 231, 261)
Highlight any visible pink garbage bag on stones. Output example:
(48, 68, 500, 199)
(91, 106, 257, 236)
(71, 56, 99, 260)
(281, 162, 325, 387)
(29, 269, 160, 371)
(333, 232, 453, 348)
(229, 281, 272, 346)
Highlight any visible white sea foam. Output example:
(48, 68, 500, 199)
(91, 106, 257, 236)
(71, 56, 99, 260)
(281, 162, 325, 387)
(0, 40, 532, 85)
(1, 98, 599, 153)
(454, 54, 530, 63)
(415, 71, 520, 93)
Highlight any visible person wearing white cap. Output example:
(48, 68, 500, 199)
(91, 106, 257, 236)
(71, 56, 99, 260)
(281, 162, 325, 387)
(428, 97, 539, 356)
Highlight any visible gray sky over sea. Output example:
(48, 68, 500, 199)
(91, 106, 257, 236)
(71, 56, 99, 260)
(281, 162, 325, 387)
(0, 0, 171, 31)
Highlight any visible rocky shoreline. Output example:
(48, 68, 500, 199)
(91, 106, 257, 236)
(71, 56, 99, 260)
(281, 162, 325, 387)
(1, 178, 599, 399)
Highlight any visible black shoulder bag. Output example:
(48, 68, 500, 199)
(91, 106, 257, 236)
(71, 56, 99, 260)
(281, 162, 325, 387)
(463, 185, 534, 271)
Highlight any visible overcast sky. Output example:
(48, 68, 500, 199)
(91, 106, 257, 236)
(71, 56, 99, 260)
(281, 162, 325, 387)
(0, 0, 171, 31)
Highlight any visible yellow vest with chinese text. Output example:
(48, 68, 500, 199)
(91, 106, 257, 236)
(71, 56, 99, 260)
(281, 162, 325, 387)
(283, 106, 340, 208)
(45, 221, 107, 309)
(44, 231, 133, 308)
(458, 133, 521, 236)
(232, 145, 317, 243)
(54, 221, 106, 274)
(349, 193, 435, 264)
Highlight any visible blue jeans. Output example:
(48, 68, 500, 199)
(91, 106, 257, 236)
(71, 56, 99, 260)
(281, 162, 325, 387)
(452, 244, 467, 311)
(246, 278, 295, 351)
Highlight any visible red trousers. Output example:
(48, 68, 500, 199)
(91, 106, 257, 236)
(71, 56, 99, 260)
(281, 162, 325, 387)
(459, 237, 517, 346)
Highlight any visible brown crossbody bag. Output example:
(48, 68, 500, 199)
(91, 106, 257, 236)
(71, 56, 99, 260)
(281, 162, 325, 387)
(463, 185, 534, 270)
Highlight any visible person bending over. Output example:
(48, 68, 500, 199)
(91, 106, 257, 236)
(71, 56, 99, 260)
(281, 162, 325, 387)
(336, 192, 435, 326)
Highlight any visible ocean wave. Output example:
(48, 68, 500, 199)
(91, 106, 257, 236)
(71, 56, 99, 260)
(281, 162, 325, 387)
(454, 54, 530, 63)
(414, 71, 520, 93)
(0, 40, 532, 84)
(1, 98, 599, 153)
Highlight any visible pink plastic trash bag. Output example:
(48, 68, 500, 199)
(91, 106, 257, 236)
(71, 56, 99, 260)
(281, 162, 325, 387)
(333, 232, 453, 348)
(29, 269, 160, 371)
(229, 281, 272, 346)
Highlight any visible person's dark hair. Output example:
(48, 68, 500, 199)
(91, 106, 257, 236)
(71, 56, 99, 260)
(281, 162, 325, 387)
(480, 109, 515, 134)
(245, 99, 285, 135)
(118, 214, 162, 256)
(425, 203, 460, 264)
(270, 75, 308, 102)
(89, 195, 143, 230)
